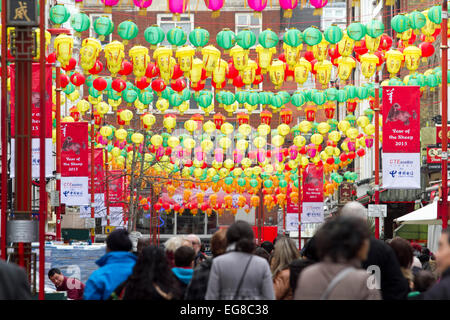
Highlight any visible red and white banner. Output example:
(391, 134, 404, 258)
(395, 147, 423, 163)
(302, 164, 324, 203)
(382, 86, 420, 153)
(88, 148, 105, 194)
(108, 170, 125, 207)
(10, 63, 53, 138)
(61, 122, 89, 177)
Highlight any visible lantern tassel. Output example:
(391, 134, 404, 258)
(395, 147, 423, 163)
(283, 9, 293, 18)
(253, 11, 261, 19)
(313, 8, 323, 16)
(212, 10, 220, 18)
(138, 8, 147, 16)
(104, 6, 112, 13)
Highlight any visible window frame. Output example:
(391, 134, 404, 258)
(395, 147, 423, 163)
(89, 13, 113, 46)
(234, 13, 262, 50)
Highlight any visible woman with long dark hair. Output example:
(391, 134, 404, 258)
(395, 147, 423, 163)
(110, 246, 183, 300)
(205, 221, 275, 300)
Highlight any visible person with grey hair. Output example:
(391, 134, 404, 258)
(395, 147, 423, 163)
(164, 236, 193, 268)
(187, 234, 207, 267)
(340, 202, 409, 300)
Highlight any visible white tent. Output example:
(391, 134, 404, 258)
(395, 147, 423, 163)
(395, 197, 450, 225)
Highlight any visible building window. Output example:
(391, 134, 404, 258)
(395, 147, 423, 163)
(235, 13, 262, 47)
(157, 14, 194, 46)
(89, 14, 112, 46)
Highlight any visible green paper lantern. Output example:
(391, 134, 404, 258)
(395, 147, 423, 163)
(328, 119, 338, 131)
(162, 87, 175, 100)
(279, 179, 288, 188)
(428, 6, 442, 24)
(49, 4, 70, 26)
(189, 27, 210, 49)
(107, 89, 121, 101)
(169, 93, 184, 107)
(93, 16, 114, 40)
(364, 109, 374, 122)
(117, 21, 139, 44)
(291, 92, 306, 107)
(283, 28, 303, 47)
(259, 91, 274, 106)
(345, 114, 356, 126)
(88, 87, 101, 98)
(344, 85, 357, 100)
(181, 88, 191, 101)
(249, 179, 258, 187)
(325, 87, 338, 101)
(216, 28, 236, 51)
(246, 91, 260, 106)
(278, 91, 291, 104)
(144, 25, 165, 47)
(70, 13, 90, 34)
(235, 91, 248, 104)
(224, 177, 234, 185)
(197, 91, 213, 108)
(139, 90, 154, 105)
(407, 11, 426, 30)
(391, 14, 411, 34)
(324, 25, 343, 45)
(237, 178, 246, 187)
(258, 28, 279, 49)
(270, 94, 284, 109)
(347, 22, 366, 41)
(311, 91, 326, 105)
(426, 74, 439, 89)
(337, 90, 347, 103)
(236, 29, 256, 49)
(356, 87, 369, 100)
(264, 179, 273, 188)
(215, 91, 224, 104)
(64, 83, 75, 95)
(365, 20, 385, 38)
(303, 26, 323, 46)
(221, 91, 235, 105)
(167, 27, 187, 47)
(122, 88, 138, 104)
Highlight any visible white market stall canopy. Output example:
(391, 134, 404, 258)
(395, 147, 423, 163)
(395, 198, 450, 225)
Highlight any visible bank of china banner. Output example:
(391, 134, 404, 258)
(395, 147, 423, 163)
(302, 164, 324, 223)
(382, 86, 421, 189)
(61, 122, 89, 205)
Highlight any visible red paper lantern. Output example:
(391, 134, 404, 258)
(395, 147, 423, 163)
(346, 101, 357, 113)
(89, 60, 103, 75)
(184, 159, 193, 167)
(171, 64, 184, 80)
(347, 151, 356, 160)
(226, 62, 239, 82)
(339, 153, 348, 162)
(278, 53, 286, 62)
(118, 60, 133, 77)
(93, 77, 107, 91)
(237, 113, 249, 125)
(117, 109, 126, 126)
(356, 148, 366, 157)
(419, 42, 435, 60)
(151, 78, 166, 94)
(233, 75, 244, 88)
(299, 146, 307, 155)
(112, 78, 126, 93)
(135, 76, 150, 90)
(324, 104, 336, 119)
(260, 110, 272, 125)
(253, 74, 263, 86)
(62, 57, 76, 72)
(47, 52, 56, 63)
(354, 40, 368, 56)
(213, 113, 225, 129)
(70, 72, 85, 87)
(304, 105, 317, 122)
(162, 202, 171, 210)
(280, 108, 293, 125)
(374, 50, 384, 67)
(328, 46, 340, 60)
(154, 203, 162, 211)
(145, 62, 160, 79)
(192, 80, 206, 91)
(379, 34, 393, 51)
(212, 79, 226, 90)
(304, 51, 315, 62)
(326, 157, 334, 165)
(60, 73, 69, 88)
(93, 110, 102, 125)
(284, 64, 295, 81)
(310, 59, 318, 74)
(171, 77, 187, 92)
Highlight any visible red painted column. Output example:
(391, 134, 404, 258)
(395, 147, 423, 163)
(90, 106, 95, 243)
(374, 74, 380, 239)
(298, 165, 302, 250)
(55, 64, 62, 241)
(440, 0, 449, 229)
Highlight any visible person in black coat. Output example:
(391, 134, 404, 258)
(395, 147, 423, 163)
(0, 260, 31, 300)
(185, 229, 227, 300)
(340, 202, 409, 300)
(421, 229, 450, 299)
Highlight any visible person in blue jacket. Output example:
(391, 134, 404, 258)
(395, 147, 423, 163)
(83, 229, 137, 300)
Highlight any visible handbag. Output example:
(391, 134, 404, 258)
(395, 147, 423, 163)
(320, 267, 355, 300)
(233, 255, 254, 300)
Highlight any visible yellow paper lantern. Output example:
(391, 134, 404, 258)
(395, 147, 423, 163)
(311, 133, 323, 145)
(238, 124, 252, 137)
(189, 58, 204, 85)
(257, 124, 271, 136)
(346, 127, 359, 140)
(219, 137, 232, 149)
(54, 34, 73, 68)
(364, 124, 375, 135)
(314, 60, 333, 87)
(272, 135, 285, 147)
(385, 50, 404, 77)
(403, 46, 421, 73)
(183, 137, 196, 149)
(167, 136, 180, 148)
(328, 130, 341, 142)
(100, 126, 112, 138)
(241, 59, 258, 87)
(229, 45, 248, 71)
(317, 122, 331, 135)
(236, 139, 249, 151)
(293, 135, 306, 147)
(338, 34, 355, 57)
(336, 56, 356, 82)
(256, 45, 277, 73)
(253, 136, 267, 148)
(115, 128, 127, 141)
(221, 122, 234, 135)
(360, 53, 379, 79)
(312, 38, 329, 62)
(201, 45, 221, 74)
(150, 134, 163, 146)
(223, 159, 234, 169)
(163, 116, 176, 133)
(120, 109, 133, 125)
(242, 158, 252, 168)
(269, 60, 285, 89)
(364, 35, 381, 53)
(294, 58, 312, 86)
(283, 43, 302, 69)
(131, 132, 144, 145)
(142, 114, 156, 129)
(104, 41, 125, 76)
(80, 38, 102, 74)
(175, 45, 195, 76)
(129, 45, 150, 80)
(357, 116, 370, 128)
(201, 139, 213, 152)
(299, 120, 312, 133)
(178, 101, 189, 115)
(203, 120, 216, 134)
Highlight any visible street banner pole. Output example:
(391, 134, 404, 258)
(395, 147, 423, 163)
(0, 0, 8, 261)
(298, 165, 302, 250)
(55, 62, 62, 241)
(441, 0, 449, 229)
(105, 147, 110, 226)
(38, 0, 47, 300)
(90, 106, 95, 243)
(374, 73, 380, 239)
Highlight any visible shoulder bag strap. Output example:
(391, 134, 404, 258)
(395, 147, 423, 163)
(233, 255, 254, 300)
(320, 267, 355, 300)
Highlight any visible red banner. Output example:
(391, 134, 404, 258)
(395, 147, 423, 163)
(382, 86, 421, 153)
(286, 195, 299, 213)
(88, 148, 105, 194)
(10, 63, 53, 138)
(61, 122, 89, 177)
(302, 164, 324, 203)
(108, 170, 124, 207)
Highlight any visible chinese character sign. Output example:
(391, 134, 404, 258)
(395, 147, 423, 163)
(382, 86, 421, 153)
(61, 122, 88, 177)
(88, 148, 105, 194)
(382, 153, 421, 189)
(7, 0, 38, 26)
(108, 170, 124, 207)
(61, 177, 89, 206)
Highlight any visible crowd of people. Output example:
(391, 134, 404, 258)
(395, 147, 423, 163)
(1, 201, 450, 300)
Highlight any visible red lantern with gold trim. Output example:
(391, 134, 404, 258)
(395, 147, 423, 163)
(346, 101, 357, 113)
(260, 110, 272, 125)
(69, 106, 80, 121)
(304, 104, 317, 122)
(280, 108, 293, 125)
(213, 113, 225, 129)
(93, 110, 102, 126)
(324, 103, 336, 119)
(237, 112, 249, 125)
(117, 109, 126, 126)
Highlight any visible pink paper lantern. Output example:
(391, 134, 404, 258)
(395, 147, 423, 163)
(365, 138, 374, 148)
(256, 149, 266, 163)
(168, 0, 189, 20)
(306, 144, 317, 158)
(133, 0, 152, 15)
(195, 147, 205, 161)
(309, 0, 328, 15)
(101, 0, 120, 12)
(248, 0, 268, 13)
(289, 145, 298, 160)
(214, 148, 224, 163)
(204, 0, 225, 17)
(279, 0, 298, 18)
(347, 141, 356, 152)
(233, 150, 243, 164)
